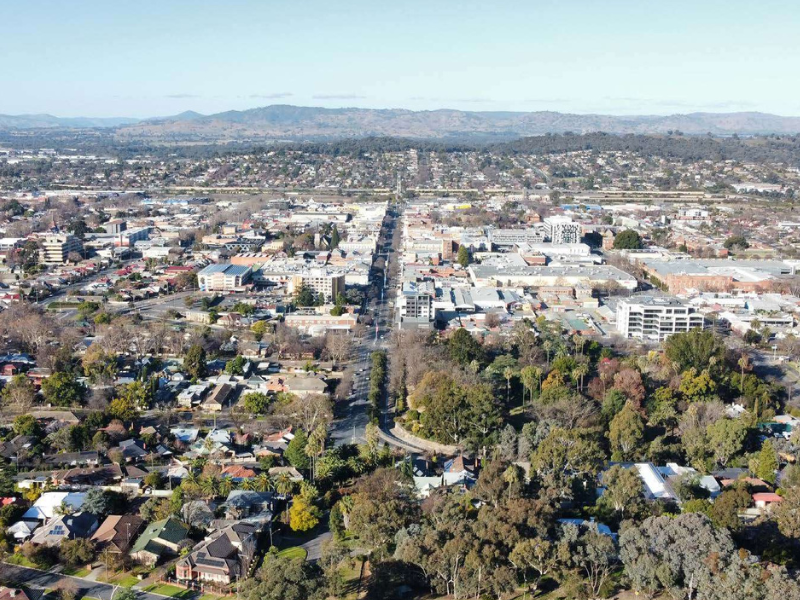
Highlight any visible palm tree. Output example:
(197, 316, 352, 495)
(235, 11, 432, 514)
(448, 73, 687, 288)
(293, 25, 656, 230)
(255, 473, 274, 493)
(572, 363, 589, 392)
(519, 366, 537, 407)
(503, 367, 516, 404)
(274, 473, 295, 497)
(572, 334, 585, 356)
(218, 477, 234, 498)
(738, 355, 751, 393)
(542, 340, 553, 368)
(199, 476, 218, 500)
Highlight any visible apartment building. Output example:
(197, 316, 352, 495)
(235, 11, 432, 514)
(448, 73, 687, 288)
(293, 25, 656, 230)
(616, 296, 706, 341)
(289, 270, 345, 302)
(544, 216, 582, 244)
(398, 281, 434, 321)
(39, 234, 84, 264)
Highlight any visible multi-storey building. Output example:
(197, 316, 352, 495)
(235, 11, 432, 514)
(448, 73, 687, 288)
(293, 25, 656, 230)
(39, 234, 84, 264)
(289, 270, 345, 302)
(616, 296, 706, 341)
(544, 216, 582, 245)
(197, 264, 252, 292)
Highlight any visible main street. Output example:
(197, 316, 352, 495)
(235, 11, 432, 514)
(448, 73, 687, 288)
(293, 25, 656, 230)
(329, 202, 401, 447)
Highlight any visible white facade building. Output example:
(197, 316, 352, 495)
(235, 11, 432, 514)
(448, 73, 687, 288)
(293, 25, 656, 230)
(616, 296, 706, 341)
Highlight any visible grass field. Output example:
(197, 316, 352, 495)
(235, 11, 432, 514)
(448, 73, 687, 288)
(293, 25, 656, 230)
(276, 546, 308, 560)
(142, 584, 193, 599)
(7, 554, 38, 568)
(62, 566, 91, 577)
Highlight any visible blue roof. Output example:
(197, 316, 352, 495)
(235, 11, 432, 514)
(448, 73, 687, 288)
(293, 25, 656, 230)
(198, 263, 250, 276)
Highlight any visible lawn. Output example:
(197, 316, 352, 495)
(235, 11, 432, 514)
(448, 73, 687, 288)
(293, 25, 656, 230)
(276, 546, 308, 560)
(7, 554, 38, 568)
(197, 594, 223, 600)
(142, 584, 192, 599)
(63, 566, 91, 577)
(114, 574, 141, 588)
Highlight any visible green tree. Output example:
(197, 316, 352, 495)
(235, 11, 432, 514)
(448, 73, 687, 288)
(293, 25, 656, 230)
(242, 392, 271, 414)
(41, 372, 85, 407)
(723, 234, 749, 251)
(285, 429, 311, 471)
(664, 329, 725, 374)
(251, 320, 270, 342)
(60, 538, 95, 567)
(330, 224, 341, 249)
(294, 285, 316, 307)
(225, 355, 247, 375)
(706, 418, 748, 467)
(609, 403, 645, 461)
(457, 245, 470, 267)
(241, 554, 325, 600)
(613, 229, 643, 249)
(183, 344, 207, 379)
(710, 487, 751, 530)
(447, 328, 486, 367)
(754, 439, 779, 484)
(600, 464, 644, 519)
(12, 413, 42, 437)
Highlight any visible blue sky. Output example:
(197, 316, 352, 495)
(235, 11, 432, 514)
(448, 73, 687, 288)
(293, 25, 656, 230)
(3, 0, 799, 118)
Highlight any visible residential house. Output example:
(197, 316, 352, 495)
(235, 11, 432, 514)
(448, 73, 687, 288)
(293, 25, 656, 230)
(30, 512, 99, 547)
(443, 456, 477, 486)
(22, 492, 86, 522)
(130, 517, 190, 566)
(92, 515, 145, 553)
(176, 523, 257, 585)
(0, 588, 31, 600)
(7, 520, 39, 543)
(223, 491, 274, 529)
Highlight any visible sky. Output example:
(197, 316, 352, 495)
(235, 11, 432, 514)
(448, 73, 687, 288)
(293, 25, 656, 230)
(3, 0, 800, 118)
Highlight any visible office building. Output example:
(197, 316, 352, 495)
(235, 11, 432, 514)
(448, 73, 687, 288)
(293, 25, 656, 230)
(197, 264, 252, 292)
(289, 270, 345, 302)
(39, 234, 84, 265)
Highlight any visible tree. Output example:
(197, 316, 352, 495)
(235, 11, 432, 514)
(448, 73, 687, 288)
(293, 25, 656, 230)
(664, 329, 725, 374)
(330, 224, 341, 249)
(510, 536, 558, 597)
(60, 538, 95, 567)
(531, 427, 605, 494)
(225, 355, 247, 375)
(710, 486, 751, 530)
(241, 554, 326, 600)
(754, 439, 779, 484)
(619, 513, 735, 600)
(41, 372, 85, 407)
(456, 245, 470, 267)
(294, 285, 316, 307)
(242, 392, 271, 415)
(774, 486, 800, 539)
(285, 429, 311, 471)
(183, 344, 207, 379)
(289, 496, 321, 532)
(613, 229, 643, 249)
(609, 404, 645, 461)
(447, 328, 485, 367)
(706, 417, 748, 467)
(82, 345, 116, 383)
(613, 368, 646, 407)
(12, 413, 42, 438)
(139, 498, 171, 522)
(2, 374, 36, 411)
(108, 395, 139, 424)
(724, 234, 749, 251)
(599, 464, 643, 519)
(251, 320, 270, 342)
(82, 488, 126, 518)
(559, 523, 617, 599)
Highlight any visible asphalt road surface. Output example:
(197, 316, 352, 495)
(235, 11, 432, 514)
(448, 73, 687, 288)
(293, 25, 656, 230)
(0, 564, 168, 600)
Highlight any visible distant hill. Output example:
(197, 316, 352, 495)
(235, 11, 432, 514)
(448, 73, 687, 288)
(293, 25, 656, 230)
(2, 105, 800, 140)
(116, 105, 800, 141)
(0, 113, 140, 129)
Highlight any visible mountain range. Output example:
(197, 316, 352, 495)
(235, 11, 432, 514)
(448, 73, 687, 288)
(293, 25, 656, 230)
(2, 105, 800, 141)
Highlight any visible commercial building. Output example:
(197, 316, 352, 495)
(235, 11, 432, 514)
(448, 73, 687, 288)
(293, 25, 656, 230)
(39, 234, 84, 264)
(197, 264, 252, 292)
(467, 263, 637, 290)
(398, 281, 434, 321)
(489, 227, 548, 246)
(616, 296, 706, 341)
